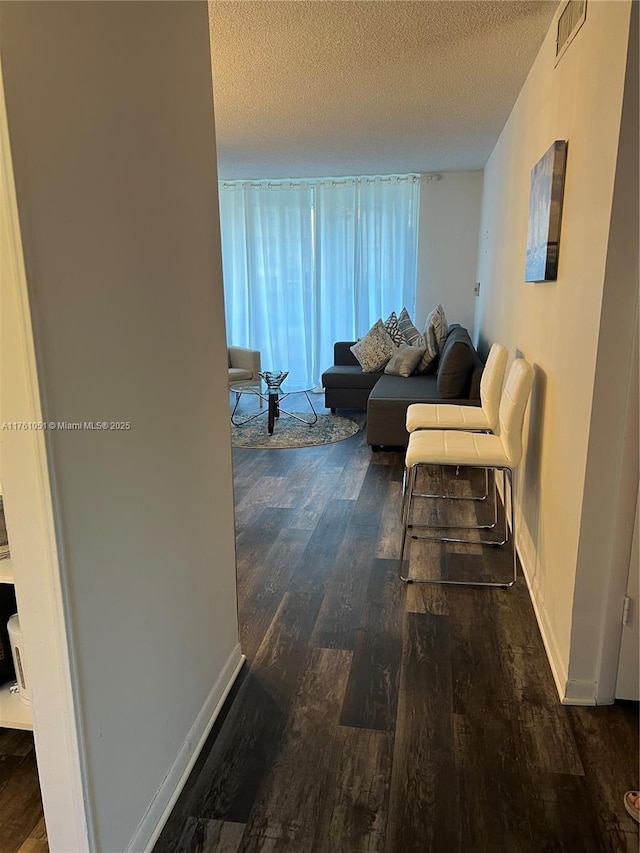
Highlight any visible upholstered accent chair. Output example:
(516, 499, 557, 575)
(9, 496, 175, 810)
(228, 346, 261, 390)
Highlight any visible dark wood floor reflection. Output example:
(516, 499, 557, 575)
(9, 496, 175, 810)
(155, 409, 639, 853)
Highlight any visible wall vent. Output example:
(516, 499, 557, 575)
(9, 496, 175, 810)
(555, 0, 587, 66)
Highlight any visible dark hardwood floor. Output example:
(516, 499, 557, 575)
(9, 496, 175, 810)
(0, 728, 47, 853)
(0, 402, 636, 852)
(155, 407, 640, 853)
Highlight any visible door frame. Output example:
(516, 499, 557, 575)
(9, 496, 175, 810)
(616, 485, 640, 699)
(0, 51, 92, 851)
(596, 291, 639, 704)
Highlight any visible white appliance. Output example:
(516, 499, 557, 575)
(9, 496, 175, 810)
(7, 613, 30, 705)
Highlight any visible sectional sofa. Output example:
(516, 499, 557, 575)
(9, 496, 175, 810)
(322, 324, 484, 449)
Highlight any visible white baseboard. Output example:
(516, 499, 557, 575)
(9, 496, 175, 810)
(561, 678, 598, 706)
(125, 644, 245, 853)
(515, 532, 598, 705)
(516, 539, 571, 702)
(496, 478, 591, 706)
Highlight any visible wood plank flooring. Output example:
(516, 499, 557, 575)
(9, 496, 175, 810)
(0, 403, 637, 852)
(0, 729, 47, 853)
(155, 409, 640, 853)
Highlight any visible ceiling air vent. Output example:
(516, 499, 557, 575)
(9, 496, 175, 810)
(555, 0, 587, 66)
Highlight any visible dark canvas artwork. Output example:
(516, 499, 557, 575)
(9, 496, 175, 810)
(525, 140, 568, 282)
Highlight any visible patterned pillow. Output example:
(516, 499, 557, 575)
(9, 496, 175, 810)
(397, 307, 437, 374)
(425, 304, 449, 353)
(414, 342, 437, 375)
(383, 311, 404, 346)
(397, 308, 422, 347)
(424, 324, 439, 362)
(350, 319, 395, 372)
(384, 345, 426, 378)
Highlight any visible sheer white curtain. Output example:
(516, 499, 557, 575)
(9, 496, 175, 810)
(219, 175, 419, 385)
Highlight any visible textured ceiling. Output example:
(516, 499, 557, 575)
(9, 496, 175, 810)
(208, 1, 558, 180)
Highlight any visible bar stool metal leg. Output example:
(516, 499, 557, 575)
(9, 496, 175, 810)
(505, 467, 517, 587)
(412, 464, 491, 502)
(398, 463, 516, 588)
(400, 465, 417, 528)
(398, 464, 415, 583)
(410, 469, 499, 533)
(407, 467, 502, 541)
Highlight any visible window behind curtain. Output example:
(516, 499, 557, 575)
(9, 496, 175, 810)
(219, 174, 420, 385)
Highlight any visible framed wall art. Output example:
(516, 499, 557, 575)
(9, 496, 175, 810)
(525, 140, 568, 282)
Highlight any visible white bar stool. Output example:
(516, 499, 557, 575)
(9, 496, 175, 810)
(405, 342, 508, 504)
(399, 358, 535, 588)
(406, 342, 508, 434)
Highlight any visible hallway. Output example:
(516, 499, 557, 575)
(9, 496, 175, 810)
(155, 416, 639, 852)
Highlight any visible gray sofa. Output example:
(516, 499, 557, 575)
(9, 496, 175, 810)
(322, 324, 483, 449)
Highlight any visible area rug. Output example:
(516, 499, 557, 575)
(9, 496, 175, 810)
(231, 413, 360, 449)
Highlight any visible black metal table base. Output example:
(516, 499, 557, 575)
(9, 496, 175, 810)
(231, 389, 318, 434)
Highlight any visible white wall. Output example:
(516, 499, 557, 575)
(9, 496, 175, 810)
(570, 0, 638, 702)
(415, 172, 483, 332)
(0, 3, 241, 851)
(1, 54, 89, 851)
(474, 0, 633, 702)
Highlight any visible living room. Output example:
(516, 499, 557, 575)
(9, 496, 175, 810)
(0, 2, 637, 851)
(213, 0, 638, 713)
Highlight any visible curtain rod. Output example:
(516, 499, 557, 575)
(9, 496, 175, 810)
(220, 174, 420, 190)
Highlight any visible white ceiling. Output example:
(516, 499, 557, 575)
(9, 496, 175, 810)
(208, 1, 559, 180)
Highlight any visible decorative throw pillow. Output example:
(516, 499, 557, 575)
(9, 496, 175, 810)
(383, 311, 404, 346)
(350, 319, 395, 372)
(384, 345, 426, 378)
(397, 307, 422, 347)
(414, 343, 437, 375)
(425, 304, 449, 353)
(397, 307, 437, 374)
(424, 324, 439, 362)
